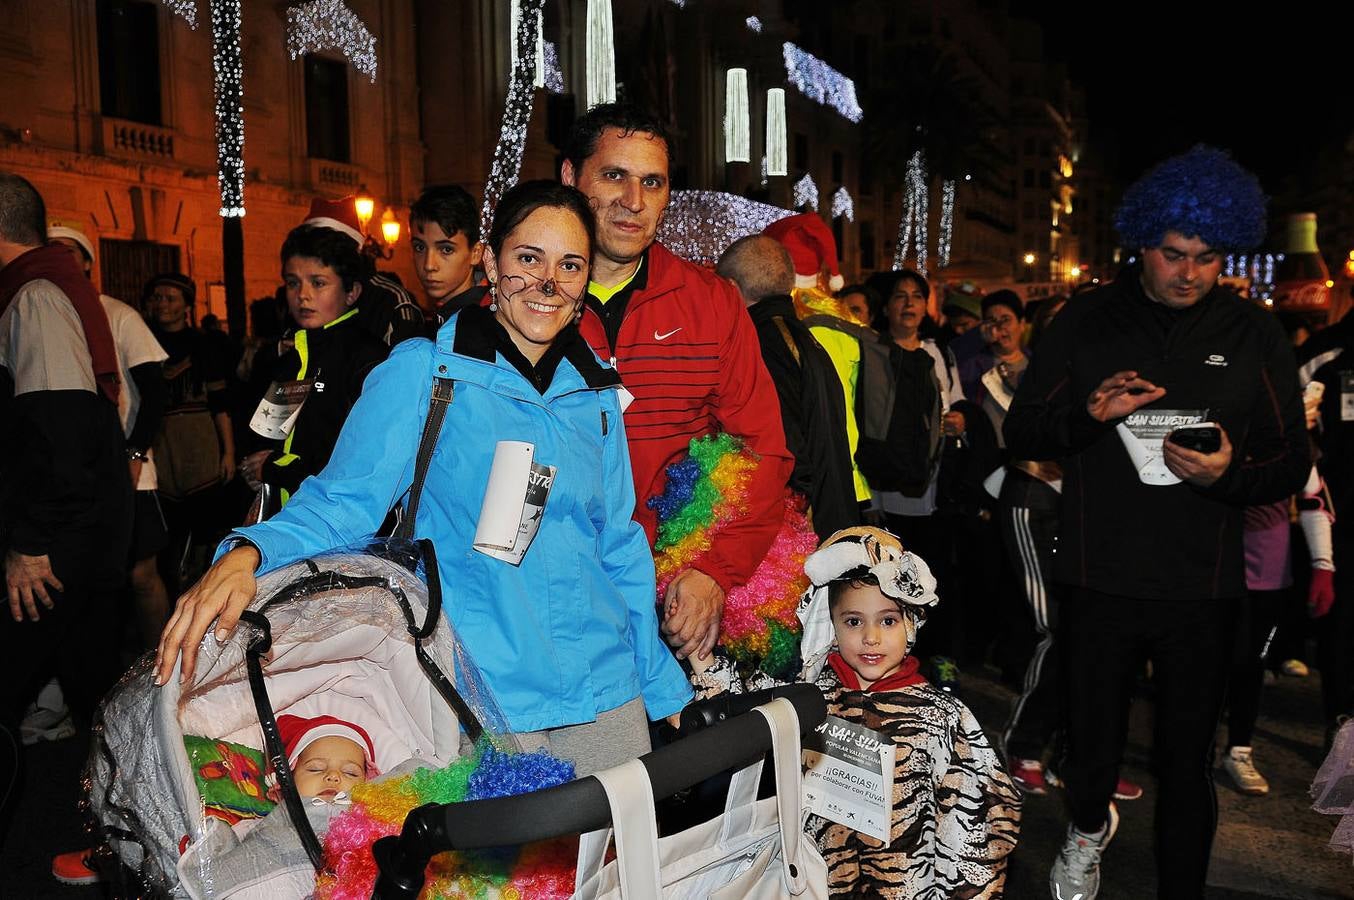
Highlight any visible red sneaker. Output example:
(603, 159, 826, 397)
(1008, 758, 1049, 795)
(52, 849, 102, 885)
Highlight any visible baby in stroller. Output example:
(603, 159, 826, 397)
(273, 714, 379, 806)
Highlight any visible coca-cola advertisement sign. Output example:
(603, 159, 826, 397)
(1273, 279, 1330, 311)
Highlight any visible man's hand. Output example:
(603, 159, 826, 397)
(1163, 425, 1233, 487)
(239, 450, 272, 491)
(661, 568, 725, 662)
(5, 551, 64, 622)
(1086, 370, 1166, 422)
(219, 453, 238, 483)
(942, 410, 966, 438)
(1308, 568, 1335, 619)
(155, 544, 260, 685)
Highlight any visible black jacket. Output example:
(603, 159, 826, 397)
(1298, 312, 1354, 523)
(1005, 271, 1309, 600)
(748, 295, 860, 539)
(253, 311, 389, 499)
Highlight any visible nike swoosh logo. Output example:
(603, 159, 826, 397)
(654, 328, 682, 341)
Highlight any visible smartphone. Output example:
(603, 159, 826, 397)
(1168, 424, 1221, 454)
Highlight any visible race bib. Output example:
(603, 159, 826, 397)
(1116, 408, 1208, 486)
(249, 379, 315, 440)
(1342, 372, 1354, 422)
(803, 715, 896, 844)
(473, 441, 556, 566)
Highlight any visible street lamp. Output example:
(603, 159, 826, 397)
(1070, 265, 1082, 281)
(354, 186, 376, 234)
(380, 207, 402, 248)
(1023, 252, 1036, 282)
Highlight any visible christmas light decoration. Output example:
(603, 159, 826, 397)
(480, 0, 545, 237)
(746, 15, 762, 32)
(586, 0, 615, 109)
(510, 0, 546, 89)
(159, 0, 198, 27)
(656, 190, 792, 266)
(766, 88, 787, 176)
(893, 150, 929, 273)
(938, 179, 956, 268)
(543, 41, 565, 93)
(760, 155, 769, 188)
(781, 42, 862, 123)
(724, 68, 750, 163)
(286, 0, 378, 82)
(211, 0, 245, 217)
(830, 186, 852, 221)
(793, 174, 819, 211)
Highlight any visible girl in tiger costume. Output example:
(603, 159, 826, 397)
(797, 527, 1022, 898)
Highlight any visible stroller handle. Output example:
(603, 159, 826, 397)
(370, 682, 827, 900)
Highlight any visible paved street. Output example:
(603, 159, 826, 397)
(3, 663, 1350, 898)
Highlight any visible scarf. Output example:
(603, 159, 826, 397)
(828, 651, 927, 693)
(0, 244, 120, 405)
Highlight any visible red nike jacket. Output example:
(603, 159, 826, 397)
(580, 242, 794, 593)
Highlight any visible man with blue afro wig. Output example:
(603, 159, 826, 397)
(1006, 147, 1311, 900)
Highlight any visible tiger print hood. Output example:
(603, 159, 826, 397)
(797, 526, 940, 683)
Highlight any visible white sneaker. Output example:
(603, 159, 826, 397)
(1049, 803, 1119, 900)
(20, 678, 75, 746)
(1280, 658, 1310, 678)
(1222, 746, 1269, 795)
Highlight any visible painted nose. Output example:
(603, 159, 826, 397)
(540, 278, 556, 297)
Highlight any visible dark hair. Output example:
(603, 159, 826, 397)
(144, 272, 197, 305)
(838, 283, 882, 319)
(0, 171, 47, 247)
(279, 224, 370, 292)
(410, 184, 481, 245)
(487, 180, 596, 259)
(981, 289, 1023, 319)
(562, 102, 673, 175)
(1028, 295, 1067, 350)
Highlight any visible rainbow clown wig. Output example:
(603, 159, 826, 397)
(1114, 145, 1266, 252)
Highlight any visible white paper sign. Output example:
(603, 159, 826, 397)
(1116, 408, 1207, 486)
(250, 379, 314, 440)
(473, 441, 555, 566)
(803, 715, 895, 843)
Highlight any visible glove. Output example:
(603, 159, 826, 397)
(1308, 567, 1336, 619)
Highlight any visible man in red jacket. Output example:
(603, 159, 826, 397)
(561, 103, 793, 664)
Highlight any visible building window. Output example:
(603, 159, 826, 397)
(101, 239, 181, 314)
(832, 217, 845, 265)
(305, 55, 351, 163)
(1039, 170, 1051, 188)
(831, 151, 844, 184)
(97, 0, 161, 125)
(794, 133, 809, 171)
(860, 220, 876, 270)
(1023, 169, 1035, 188)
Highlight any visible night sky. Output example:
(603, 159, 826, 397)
(1011, 2, 1354, 196)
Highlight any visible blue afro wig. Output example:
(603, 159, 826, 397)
(1114, 145, 1267, 252)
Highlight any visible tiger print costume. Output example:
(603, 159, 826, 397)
(808, 661, 1022, 898)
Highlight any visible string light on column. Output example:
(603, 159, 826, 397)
(938, 179, 956, 268)
(656, 190, 793, 266)
(480, 0, 545, 237)
(893, 150, 928, 272)
(830, 186, 853, 222)
(159, 0, 199, 27)
(510, 0, 546, 88)
(793, 174, 819, 211)
(585, 0, 616, 109)
(745, 15, 762, 32)
(724, 68, 750, 163)
(542, 41, 565, 94)
(781, 42, 863, 122)
(760, 155, 769, 188)
(766, 88, 787, 176)
(913, 152, 929, 275)
(211, 0, 245, 217)
(286, 0, 378, 81)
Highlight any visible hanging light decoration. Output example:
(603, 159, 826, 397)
(745, 15, 762, 32)
(894, 150, 929, 272)
(210, 0, 245, 217)
(656, 190, 793, 266)
(285, 0, 378, 82)
(542, 41, 565, 94)
(938, 179, 956, 268)
(830, 186, 854, 222)
(781, 42, 862, 122)
(480, 0, 546, 236)
(766, 88, 788, 177)
(724, 68, 750, 163)
(792, 174, 818, 211)
(159, 0, 198, 26)
(510, 0, 546, 89)
(585, 0, 616, 109)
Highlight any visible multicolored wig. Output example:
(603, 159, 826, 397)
(1114, 145, 1266, 252)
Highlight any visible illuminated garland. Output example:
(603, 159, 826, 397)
(724, 68, 750, 163)
(894, 150, 928, 273)
(830, 186, 853, 222)
(793, 173, 819, 211)
(655, 190, 791, 266)
(159, 0, 198, 27)
(480, 0, 545, 239)
(210, 0, 245, 218)
(765, 88, 788, 177)
(938, 179, 956, 268)
(648, 434, 817, 678)
(317, 739, 577, 900)
(286, 0, 378, 82)
(781, 42, 863, 123)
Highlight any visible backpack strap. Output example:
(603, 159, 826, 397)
(393, 377, 454, 541)
(772, 316, 801, 365)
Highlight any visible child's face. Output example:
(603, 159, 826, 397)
(411, 220, 482, 302)
(831, 583, 917, 689)
(293, 736, 368, 799)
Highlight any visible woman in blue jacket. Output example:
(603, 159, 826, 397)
(154, 181, 692, 774)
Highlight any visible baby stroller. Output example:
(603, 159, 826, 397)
(89, 538, 508, 899)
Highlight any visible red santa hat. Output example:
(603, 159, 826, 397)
(762, 213, 845, 292)
(302, 197, 366, 247)
(276, 714, 380, 778)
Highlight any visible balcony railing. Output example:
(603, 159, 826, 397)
(102, 117, 175, 160)
(309, 159, 362, 192)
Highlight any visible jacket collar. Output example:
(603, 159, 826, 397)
(448, 304, 621, 391)
(748, 294, 795, 324)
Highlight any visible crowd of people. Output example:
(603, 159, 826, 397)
(1, 103, 1349, 899)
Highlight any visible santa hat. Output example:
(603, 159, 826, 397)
(795, 526, 939, 683)
(276, 714, 380, 779)
(47, 225, 96, 264)
(302, 197, 365, 247)
(762, 213, 844, 292)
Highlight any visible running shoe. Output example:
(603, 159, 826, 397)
(20, 679, 75, 745)
(52, 849, 102, 885)
(929, 656, 961, 692)
(1049, 802, 1119, 900)
(1009, 758, 1050, 795)
(1222, 746, 1269, 795)
(1045, 766, 1143, 801)
(1280, 659, 1310, 678)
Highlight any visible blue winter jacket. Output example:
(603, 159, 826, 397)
(225, 309, 693, 732)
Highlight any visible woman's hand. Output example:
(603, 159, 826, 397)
(239, 450, 272, 490)
(155, 544, 260, 686)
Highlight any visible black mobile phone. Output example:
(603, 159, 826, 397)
(1168, 425, 1221, 454)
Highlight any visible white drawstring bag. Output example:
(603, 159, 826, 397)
(572, 698, 828, 899)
